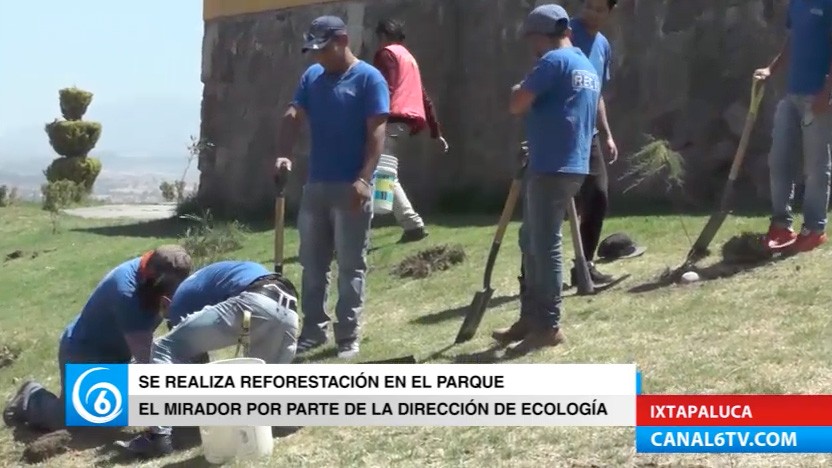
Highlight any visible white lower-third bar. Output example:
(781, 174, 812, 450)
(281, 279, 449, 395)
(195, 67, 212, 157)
(130, 395, 635, 426)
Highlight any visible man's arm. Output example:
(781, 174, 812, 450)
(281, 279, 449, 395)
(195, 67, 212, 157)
(124, 332, 154, 364)
(509, 60, 556, 115)
(373, 49, 399, 98)
(767, 34, 791, 75)
(276, 105, 306, 158)
(597, 96, 613, 139)
(422, 88, 442, 138)
(359, 116, 387, 181)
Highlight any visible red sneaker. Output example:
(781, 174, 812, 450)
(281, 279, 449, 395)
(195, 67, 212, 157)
(764, 225, 797, 250)
(793, 230, 828, 253)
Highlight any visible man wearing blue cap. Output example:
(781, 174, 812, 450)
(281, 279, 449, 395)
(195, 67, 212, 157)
(494, 4, 601, 354)
(274, 16, 389, 360)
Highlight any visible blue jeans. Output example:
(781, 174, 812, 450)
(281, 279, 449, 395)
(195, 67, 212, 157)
(24, 331, 125, 432)
(150, 289, 299, 435)
(298, 182, 372, 344)
(769, 94, 832, 232)
(518, 173, 585, 329)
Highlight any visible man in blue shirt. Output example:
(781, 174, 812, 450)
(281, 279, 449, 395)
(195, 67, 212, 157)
(3, 246, 192, 433)
(496, 4, 600, 355)
(756, 0, 832, 253)
(117, 260, 299, 457)
(567, 0, 618, 284)
(274, 16, 389, 360)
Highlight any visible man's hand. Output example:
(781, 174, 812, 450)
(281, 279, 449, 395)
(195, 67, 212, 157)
(811, 90, 832, 115)
(605, 136, 619, 164)
(275, 157, 292, 173)
(753, 67, 771, 82)
(438, 136, 449, 153)
(351, 178, 372, 211)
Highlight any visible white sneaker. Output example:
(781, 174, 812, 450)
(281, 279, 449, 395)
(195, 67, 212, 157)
(337, 341, 360, 360)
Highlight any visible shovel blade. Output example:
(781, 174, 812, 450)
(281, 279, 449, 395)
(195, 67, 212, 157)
(688, 210, 729, 261)
(361, 355, 417, 364)
(455, 289, 494, 344)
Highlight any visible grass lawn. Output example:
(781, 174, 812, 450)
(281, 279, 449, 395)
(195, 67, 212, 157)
(1, 202, 831, 467)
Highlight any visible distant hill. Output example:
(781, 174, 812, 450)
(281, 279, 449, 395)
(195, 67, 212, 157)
(0, 94, 200, 177)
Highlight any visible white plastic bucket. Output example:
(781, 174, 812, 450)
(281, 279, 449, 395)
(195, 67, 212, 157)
(372, 154, 398, 215)
(199, 357, 273, 464)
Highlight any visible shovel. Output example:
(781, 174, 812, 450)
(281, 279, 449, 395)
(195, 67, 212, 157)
(683, 78, 766, 267)
(567, 198, 594, 295)
(273, 165, 290, 275)
(361, 355, 417, 364)
(455, 156, 527, 345)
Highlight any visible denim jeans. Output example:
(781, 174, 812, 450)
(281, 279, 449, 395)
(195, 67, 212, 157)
(769, 94, 832, 232)
(298, 182, 372, 345)
(518, 172, 585, 329)
(23, 331, 126, 432)
(385, 122, 424, 231)
(150, 288, 299, 435)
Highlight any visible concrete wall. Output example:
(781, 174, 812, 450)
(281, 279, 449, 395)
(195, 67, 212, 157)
(198, 0, 790, 217)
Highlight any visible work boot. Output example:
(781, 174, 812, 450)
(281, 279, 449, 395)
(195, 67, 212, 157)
(509, 328, 565, 356)
(3, 380, 38, 427)
(295, 335, 327, 354)
(398, 227, 429, 244)
(492, 316, 532, 345)
(793, 228, 828, 253)
(570, 262, 612, 286)
(764, 224, 797, 250)
(115, 430, 173, 458)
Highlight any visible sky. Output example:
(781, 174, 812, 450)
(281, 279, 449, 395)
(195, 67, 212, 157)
(0, 0, 203, 141)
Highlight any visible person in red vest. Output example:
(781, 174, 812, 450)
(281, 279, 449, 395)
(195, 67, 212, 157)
(373, 19, 448, 244)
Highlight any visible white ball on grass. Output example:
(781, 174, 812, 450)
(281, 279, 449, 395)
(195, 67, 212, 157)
(680, 271, 700, 283)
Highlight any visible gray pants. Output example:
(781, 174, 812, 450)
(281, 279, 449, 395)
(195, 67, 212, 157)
(23, 332, 126, 432)
(769, 94, 832, 232)
(386, 122, 424, 231)
(150, 288, 299, 435)
(298, 182, 372, 344)
(518, 173, 585, 329)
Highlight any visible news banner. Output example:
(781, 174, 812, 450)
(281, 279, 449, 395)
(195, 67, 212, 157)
(65, 363, 832, 453)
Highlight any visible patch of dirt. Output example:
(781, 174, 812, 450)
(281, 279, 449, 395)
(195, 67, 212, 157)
(392, 244, 466, 279)
(22, 430, 71, 464)
(5, 249, 56, 262)
(720, 232, 773, 264)
(0, 345, 20, 369)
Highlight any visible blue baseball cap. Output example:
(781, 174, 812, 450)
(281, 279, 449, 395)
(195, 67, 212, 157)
(302, 16, 347, 53)
(523, 4, 570, 36)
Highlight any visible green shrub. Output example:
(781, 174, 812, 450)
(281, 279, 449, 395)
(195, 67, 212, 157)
(45, 156, 102, 192)
(45, 120, 102, 158)
(59, 87, 93, 120)
(41, 180, 83, 212)
(160, 181, 176, 202)
(179, 210, 247, 267)
(0, 186, 8, 207)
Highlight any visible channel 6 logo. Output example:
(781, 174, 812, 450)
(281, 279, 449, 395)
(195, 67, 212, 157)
(65, 364, 129, 427)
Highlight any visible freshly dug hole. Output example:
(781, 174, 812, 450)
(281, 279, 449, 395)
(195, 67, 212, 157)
(392, 244, 466, 279)
(22, 430, 71, 464)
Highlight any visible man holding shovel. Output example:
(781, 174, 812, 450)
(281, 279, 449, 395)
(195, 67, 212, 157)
(274, 16, 389, 360)
(755, 0, 832, 252)
(494, 4, 600, 354)
(373, 18, 448, 243)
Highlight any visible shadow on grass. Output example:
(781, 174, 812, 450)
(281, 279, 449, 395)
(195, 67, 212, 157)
(71, 217, 275, 239)
(628, 255, 794, 294)
(12, 427, 137, 464)
(157, 427, 302, 468)
(411, 294, 519, 326)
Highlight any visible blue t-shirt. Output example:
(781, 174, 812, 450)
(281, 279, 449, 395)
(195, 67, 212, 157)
(521, 48, 601, 175)
(292, 61, 390, 183)
(166, 261, 270, 326)
(64, 258, 161, 361)
(571, 19, 612, 137)
(787, 0, 832, 95)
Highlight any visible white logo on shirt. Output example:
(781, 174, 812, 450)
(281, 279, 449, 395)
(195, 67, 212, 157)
(810, 8, 823, 16)
(572, 70, 600, 92)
